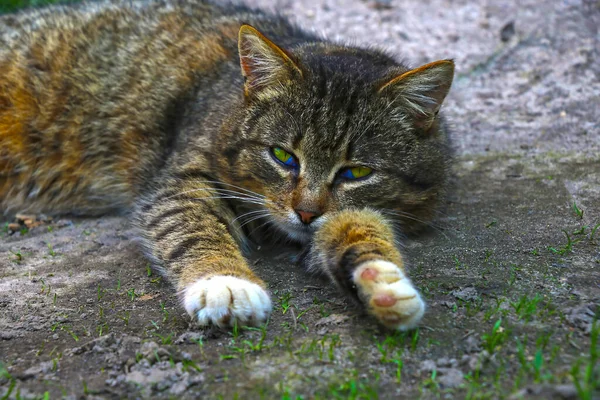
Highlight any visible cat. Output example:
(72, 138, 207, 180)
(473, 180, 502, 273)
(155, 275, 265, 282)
(0, 0, 454, 331)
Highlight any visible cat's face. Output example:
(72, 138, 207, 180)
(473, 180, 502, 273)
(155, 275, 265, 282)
(217, 26, 453, 243)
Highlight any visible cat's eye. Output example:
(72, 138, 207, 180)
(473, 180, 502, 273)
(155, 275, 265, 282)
(339, 166, 373, 180)
(271, 147, 298, 169)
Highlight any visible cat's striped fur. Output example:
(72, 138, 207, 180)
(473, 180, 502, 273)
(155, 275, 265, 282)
(0, 0, 454, 329)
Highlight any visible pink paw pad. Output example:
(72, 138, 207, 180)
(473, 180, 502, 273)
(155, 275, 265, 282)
(373, 294, 397, 307)
(361, 268, 378, 281)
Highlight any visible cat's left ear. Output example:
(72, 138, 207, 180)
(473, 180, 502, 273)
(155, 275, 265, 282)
(238, 25, 303, 97)
(378, 60, 454, 132)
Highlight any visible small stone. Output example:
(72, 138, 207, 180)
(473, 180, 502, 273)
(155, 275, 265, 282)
(139, 341, 170, 363)
(436, 357, 452, 368)
(369, 0, 392, 10)
(121, 335, 142, 346)
(315, 314, 350, 326)
(419, 360, 436, 373)
(565, 303, 597, 334)
(0, 331, 15, 340)
(500, 21, 516, 42)
(451, 287, 479, 302)
(175, 332, 204, 345)
(55, 219, 73, 228)
(140, 341, 159, 354)
(508, 383, 578, 400)
(22, 361, 55, 379)
(441, 301, 457, 309)
(156, 379, 172, 391)
(463, 335, 481, 353)
(468, 355, 481, 371)
(169, 376, 190, 395)
(437, 368, 464, 389)
(92, 345, 107, 353)
(125, 357, 136, 369)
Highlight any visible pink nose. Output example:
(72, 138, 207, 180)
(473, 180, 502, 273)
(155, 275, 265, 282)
(295, 209, 320, 225)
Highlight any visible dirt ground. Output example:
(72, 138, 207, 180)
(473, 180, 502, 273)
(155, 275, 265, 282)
(1, 0, 599, 399)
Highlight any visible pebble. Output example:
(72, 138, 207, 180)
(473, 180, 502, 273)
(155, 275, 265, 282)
(175, 331, 204, 345)
(509, 383, 578, 400)
(500, 21, 516, 42)
(419, 359, 436, 373)
(451, 287, 479, 302)
(437, 368, 464, 389)
(463, 334, 481, 353)
(0, 331, 15, 340)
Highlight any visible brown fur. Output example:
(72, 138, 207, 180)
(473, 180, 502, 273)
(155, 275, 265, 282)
(0, 0, 454, 328)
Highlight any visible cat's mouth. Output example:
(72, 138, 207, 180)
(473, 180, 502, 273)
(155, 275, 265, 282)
(268, 210, 327, 244)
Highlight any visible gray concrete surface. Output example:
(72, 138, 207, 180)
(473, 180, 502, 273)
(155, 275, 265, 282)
(1, 0, 599, 398)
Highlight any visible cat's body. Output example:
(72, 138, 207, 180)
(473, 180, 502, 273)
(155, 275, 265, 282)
(0, 0, 454, 330)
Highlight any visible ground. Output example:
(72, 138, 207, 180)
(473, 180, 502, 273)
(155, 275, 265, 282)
(1, 0, 599, 399)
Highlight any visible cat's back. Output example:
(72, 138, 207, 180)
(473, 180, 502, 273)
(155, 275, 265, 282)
(0, 0, 306, 215)
(0, 1, 238, 56)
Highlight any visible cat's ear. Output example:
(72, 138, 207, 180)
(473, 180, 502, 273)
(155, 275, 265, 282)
(378, 60, 454, 132)
(238, 25, 302, 96)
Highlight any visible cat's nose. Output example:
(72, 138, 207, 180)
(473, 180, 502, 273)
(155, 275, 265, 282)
(295, 209, 321, 225)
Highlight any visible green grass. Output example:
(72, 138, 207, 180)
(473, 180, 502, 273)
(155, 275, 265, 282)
(571, 321, 600, 400)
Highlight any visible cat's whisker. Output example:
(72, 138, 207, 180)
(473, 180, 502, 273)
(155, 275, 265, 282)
(200, 189, 267, 203)
(162, 187, 269, 204)
(231, 210, 270, 226)
(191, 187, 265, 202)
(380, 208, 450, 240)
(162, 190, 266, 206)
(188, 195, 266, 207)
(238, 212, 272, 229)
(191, 180, 267, 200)
(246, 218, 274, 237)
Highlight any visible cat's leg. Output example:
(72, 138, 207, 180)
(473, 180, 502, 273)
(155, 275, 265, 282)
(310, 209, 424, 330)
(134, 173, 272, 327)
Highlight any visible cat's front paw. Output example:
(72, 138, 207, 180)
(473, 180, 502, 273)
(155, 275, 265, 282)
(183, 276, 272, 327)
(353, 260, 425, 330)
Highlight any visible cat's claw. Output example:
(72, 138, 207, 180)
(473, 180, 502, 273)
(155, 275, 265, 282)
(183, 276, 272, 327)
(353, 260, 425, 330)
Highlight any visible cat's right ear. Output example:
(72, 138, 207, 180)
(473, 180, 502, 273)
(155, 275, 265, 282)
(378, 60, 454, 132)
(238, 25, 303, 97)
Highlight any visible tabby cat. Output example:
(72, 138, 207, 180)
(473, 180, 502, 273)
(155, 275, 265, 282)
(0, 0, 454, 330)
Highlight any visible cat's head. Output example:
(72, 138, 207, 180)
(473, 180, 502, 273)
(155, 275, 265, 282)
(216, 25, 454, 243)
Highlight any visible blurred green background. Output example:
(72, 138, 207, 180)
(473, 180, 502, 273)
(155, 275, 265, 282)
(0, 0, 82, 14)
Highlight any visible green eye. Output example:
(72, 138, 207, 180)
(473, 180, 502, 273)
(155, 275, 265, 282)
(340, 166, 372, 180)
(271, 147, 298, 168)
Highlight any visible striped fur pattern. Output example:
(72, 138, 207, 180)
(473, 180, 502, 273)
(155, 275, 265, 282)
(0, 0, 454, 329)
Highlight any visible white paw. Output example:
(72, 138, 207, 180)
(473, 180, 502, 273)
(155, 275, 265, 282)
(182, 276, 272, 327)
(353, 260, 425, 330)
